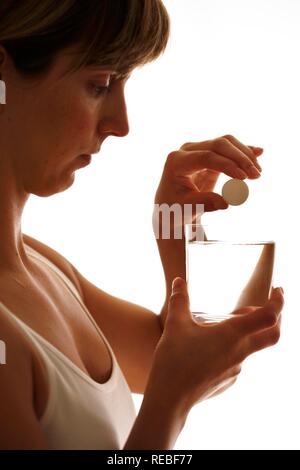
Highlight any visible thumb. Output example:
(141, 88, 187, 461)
(183, 191, 228, 212)
(168, 277, 191, 321)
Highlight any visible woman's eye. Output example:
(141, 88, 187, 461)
(90, 83, 111, 97)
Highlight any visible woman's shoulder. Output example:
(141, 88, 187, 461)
(22, 233, 83, 298)
(0, 303, 34, 379)
(0, 310, 48, 448)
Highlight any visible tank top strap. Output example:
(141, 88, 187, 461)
(23, 243, 118, 367)
(24, 244, 82, 302)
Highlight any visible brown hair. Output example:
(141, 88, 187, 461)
(0, 0, 170, 79)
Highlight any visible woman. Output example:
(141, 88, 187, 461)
(0, 0, 284, 450)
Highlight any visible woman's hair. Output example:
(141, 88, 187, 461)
(0, 0, 170, 79)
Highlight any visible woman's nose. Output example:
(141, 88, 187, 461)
(110, 110, 130, 137)
(98, 88, 130, 138)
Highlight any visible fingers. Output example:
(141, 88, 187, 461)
(248, 146, 264, 157)
(241, 321, 281, 360)
(216, 138, 261, 179)
(175, 136, 263, 179)
(228, 287, 284, 337)
(221, 135, 263, 171)
(183, 191, 228, 212)
(168, 277, 192, 322)
(170, 150, 250, 180)
(181, 136, 263, 166)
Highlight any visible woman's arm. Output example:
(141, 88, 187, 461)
(155, 233, 186, 328)
(235, 243, 275, 309)
(0, 317, 48, 449)
(123, 378, 187, 450)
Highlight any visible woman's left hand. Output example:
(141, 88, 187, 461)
(154, 135, 264, 326)
(154, 134, 263, 220)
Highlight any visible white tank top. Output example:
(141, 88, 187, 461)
(0, 244, 136, 450)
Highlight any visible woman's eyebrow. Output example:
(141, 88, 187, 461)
(86, 66, 131, 78)
(86, 65, 118, 75)
(86, 67, 131, 83)
(115, 71, 131, 80)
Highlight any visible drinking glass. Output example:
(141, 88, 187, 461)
(185, 224, 275, 323)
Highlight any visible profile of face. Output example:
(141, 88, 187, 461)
(0, 45, 130, 197)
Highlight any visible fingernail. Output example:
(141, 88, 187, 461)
(254, 147, 264, 154)
(274, 287, 284, 295)
(172, 277, 183, 292)
(248, 166, 261, 178)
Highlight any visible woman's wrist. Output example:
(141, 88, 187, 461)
(123, 370, 189, 450)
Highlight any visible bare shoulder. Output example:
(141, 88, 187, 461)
(0, 310, 35, 387)
(0, 313, 48, 448)
(22, 233, 84, 298)
(0, 307, 32, 362)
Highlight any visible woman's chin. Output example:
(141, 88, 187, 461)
(29, 173, 75, 197)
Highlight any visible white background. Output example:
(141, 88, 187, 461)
(22, 0, 300, 449)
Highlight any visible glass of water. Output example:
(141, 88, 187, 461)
(185, 224, 275, 323)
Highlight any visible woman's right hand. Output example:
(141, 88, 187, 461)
(148, 278, 284, 416)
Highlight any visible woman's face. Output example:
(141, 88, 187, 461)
(0, 46, 130, 196)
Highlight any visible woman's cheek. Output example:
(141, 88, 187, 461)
(75, 118, 94, 137)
